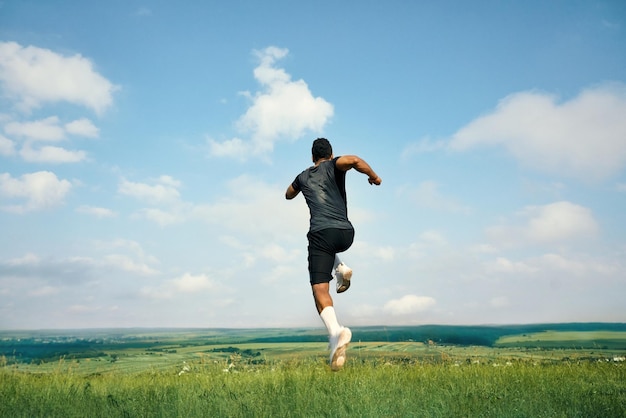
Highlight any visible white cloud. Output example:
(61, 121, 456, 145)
(419, 230, 448, 246)
(103, 254, 159, 275)
(76, 205, 117, 218)
(172, 273, 217, 292)
(20, 142, 87, 163)
(383, 294, 436, 316)
(448, 83, 626, 181)
(5, 253, 40, 266)
(118, 176, 186, 225)
(137, 207, 185, 226)
(258, 243, 297, 263)
(192, 175, 308, 238)
(2, 116, 98, 163)
(207, 137, 250, 160)
(65, 118, 99, 138)
(209, 46, 333, 159)
(0, 41, 118, 114)
(487, 201, 599, 247)
(484, 257, 537, 274)
(96, 239, 154, 258)
(525, 201, 598, 242)
(140, 272, 224, 300)
(0, 171, 72, 212)
(5, 116, 65, 141)
(481, 252, 620, 282)
(0, 134, 15, 156)
(118, 176, 181, 204)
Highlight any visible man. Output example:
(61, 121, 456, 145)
(285, 138, 381, 370)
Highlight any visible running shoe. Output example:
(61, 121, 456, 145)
(329, 326, 352, 371)
(335, 262, 353, 293)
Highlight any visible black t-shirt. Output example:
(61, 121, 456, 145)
(292, 157, 353, 233)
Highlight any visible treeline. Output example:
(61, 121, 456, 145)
(250, 323, 626, 346)
(0, 339, 109, 364)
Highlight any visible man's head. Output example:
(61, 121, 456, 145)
(312, 138, 333, 162)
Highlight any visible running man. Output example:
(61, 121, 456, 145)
(285, 138, 381, 370)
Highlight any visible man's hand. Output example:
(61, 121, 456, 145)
(368, 176, 382, 185)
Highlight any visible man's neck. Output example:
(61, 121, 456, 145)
(314, 157, 332, 166)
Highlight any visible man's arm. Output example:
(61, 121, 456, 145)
(285, 184, 300, 199)
(336, 155, 382, 185)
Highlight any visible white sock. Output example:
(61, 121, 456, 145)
(333, 255, 341, 270)
(320, 306, 342, 336)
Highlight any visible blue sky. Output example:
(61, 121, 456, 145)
(1, 1, 625, 329)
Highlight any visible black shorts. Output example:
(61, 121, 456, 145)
(307, 228, 355, 285)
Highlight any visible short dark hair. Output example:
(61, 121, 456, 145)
(312, 138, 332, 162)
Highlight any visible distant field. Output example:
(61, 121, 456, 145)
(2, 324, 625, 375)
(495, 330, 626, 349)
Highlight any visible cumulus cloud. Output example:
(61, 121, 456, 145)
(481, 252, 620, 283)
(0, 171, 72, 212)
(383, 294, 436, 316)
(0, 135, 15, 156)
(5, 116, 65, 141)
(118, 176, 181, 204)
(172, 273, 217, 292)
(76, 205, 117, 218)
(0, 41, 118, 114)
(2, 116, 98, 163)
(19, 142, 87, 163)
(118, 176, 188, 225)
(192, 174, 308, 238)
(65, 118, 99, 138)
(208, 46, 334, 160)
(140, 272, 222, 300)
(136, 207, 185, 226)
(487, 201, 599, 247)
(0, 42, 107, 164)
(0, 244, 160, 293)
(448, 83, 626, 181)
(103, 254, 159, 275)
(484, 257, 538, 274)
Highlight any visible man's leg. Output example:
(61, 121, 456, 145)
(312, 282, 333, 314)
(308, 230, 353, 370)
(312, 282, 352, 371)
(313, 282, 341, 335)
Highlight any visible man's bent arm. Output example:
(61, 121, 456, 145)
(336, 155, 382, 185)
(285, 184, 300, 199)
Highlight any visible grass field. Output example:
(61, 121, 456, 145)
(1, 326, 625, 417)
(2, 355, 625, 417)
(495, 330, 626, 349)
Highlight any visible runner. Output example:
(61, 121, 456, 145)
(285, 138, 382, 370)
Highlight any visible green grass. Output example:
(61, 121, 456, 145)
(1, 357, 625, 417)
(1, 327, 625, 417)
